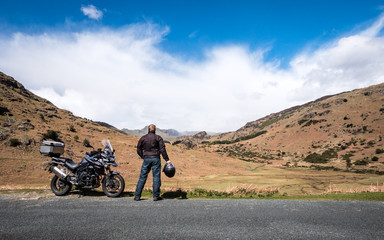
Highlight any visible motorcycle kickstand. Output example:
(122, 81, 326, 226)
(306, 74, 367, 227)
(78, 189, 86, 198)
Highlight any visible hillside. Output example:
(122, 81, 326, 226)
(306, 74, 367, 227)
(0, 71, 138, 160)
(1, 71, 383, 195)
(0, 72, 249, 192)
(175, 83, 384, 173)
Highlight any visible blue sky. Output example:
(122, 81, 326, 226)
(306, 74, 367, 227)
(0, 1, 384, 132)
(1, 1, 382, 64)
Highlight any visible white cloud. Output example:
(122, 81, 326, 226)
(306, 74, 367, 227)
(0, 15, 384, 132)
(81, 5, 103, 20)
(289, 16, 384, 101)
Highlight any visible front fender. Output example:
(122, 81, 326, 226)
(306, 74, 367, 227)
(106, 171, 120, 177)
(109, 162, 118, 167)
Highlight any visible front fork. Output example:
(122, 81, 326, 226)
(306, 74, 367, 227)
(104, 170, 121, 188)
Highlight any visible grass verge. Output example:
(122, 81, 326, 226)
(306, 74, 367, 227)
(151, 189, 384, 201)
(1, 189, 383, 201)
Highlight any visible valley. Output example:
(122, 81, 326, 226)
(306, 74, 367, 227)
(1, 72, 383, 195)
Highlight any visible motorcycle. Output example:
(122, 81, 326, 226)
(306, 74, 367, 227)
(42, 140, 125, 197)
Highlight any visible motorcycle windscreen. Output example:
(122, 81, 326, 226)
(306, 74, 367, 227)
(101, 140, 113, 153)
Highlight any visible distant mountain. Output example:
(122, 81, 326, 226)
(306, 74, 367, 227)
(121, 127, 208, 142)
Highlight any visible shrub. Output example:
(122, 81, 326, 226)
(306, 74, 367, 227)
(304, 148, 338, 164)
(310, 165, 341, 171)
(74, 135, 79, 141)
(302, 119, 327, 127)
(322, 148, 338, 159)
(211, 140, 232, 145)
(367, 141, 375, 147)
(0, 106, 10, 116)
(83, 139, 91, 147)
(76, 122, 84, 127)
(354, 158, 369, 166)
(69, 125, 76, 132)
(304, 153, 326, 163)
(9, 138, 21, 147)
(342, 154, 353, 169)
(371, 156, 379, 162)
(375, 149, 384, 154)
(308, 153, 327, 163)
(43, 130, 59, 141)
(172, 140, 182, 145)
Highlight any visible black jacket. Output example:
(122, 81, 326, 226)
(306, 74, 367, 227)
(137, 132, 169, 161)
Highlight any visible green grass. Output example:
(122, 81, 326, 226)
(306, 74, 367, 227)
(153, 189, 384, 201)
(274, 192, 384, 201)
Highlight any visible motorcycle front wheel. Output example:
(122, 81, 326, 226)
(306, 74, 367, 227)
(51, 175, 72, 196)
(102, 174, 125, 198)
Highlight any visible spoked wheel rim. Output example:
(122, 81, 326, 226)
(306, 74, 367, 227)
(105, 176, 121, 193)
(51, 175, 72, 196)
(102, 174, 125, 197)
(56, 179, 68, 191)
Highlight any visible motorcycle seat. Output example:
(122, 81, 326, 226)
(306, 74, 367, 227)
(65, 159, 80, 170)
(52, 157, 70, 163)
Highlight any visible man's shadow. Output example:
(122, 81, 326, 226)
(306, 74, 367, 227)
(67, 189, 187, 199)
(161, 189, 188, 199)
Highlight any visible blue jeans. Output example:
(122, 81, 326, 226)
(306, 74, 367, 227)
(135, 157, 161, 198)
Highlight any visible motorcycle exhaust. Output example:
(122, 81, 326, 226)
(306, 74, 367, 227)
(50, 166, 67, 180)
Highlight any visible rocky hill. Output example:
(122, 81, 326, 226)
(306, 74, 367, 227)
(175, 83, 384, 173)
(0, 71, 140, 160)
(0, 72, 247, 191)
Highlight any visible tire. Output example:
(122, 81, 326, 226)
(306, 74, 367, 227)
(102, 174, 125, 198)
(50, 175, 72, 196)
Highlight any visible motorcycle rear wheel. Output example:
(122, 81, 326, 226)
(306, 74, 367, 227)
(102, 174, 125, 198)
(51, 175, 72, 196)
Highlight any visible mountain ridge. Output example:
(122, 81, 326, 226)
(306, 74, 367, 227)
(121, 126, 218, 142)
(174, 82, 384, 173)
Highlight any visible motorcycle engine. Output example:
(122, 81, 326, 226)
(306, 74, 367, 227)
(78, 166, 97, 187)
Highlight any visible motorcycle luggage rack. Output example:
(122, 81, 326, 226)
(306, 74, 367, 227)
(40, 141, 65, 157)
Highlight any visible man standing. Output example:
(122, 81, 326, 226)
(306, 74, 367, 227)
(134, 124, 171, 201)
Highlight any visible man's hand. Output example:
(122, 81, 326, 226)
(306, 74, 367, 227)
(166, 160, 172, 165)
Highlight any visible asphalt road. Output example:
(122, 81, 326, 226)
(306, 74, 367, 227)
(0, 195, 383, 240)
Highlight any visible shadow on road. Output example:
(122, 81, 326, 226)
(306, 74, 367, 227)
(161, 189, 188, 199)
(67, 189, 134, 198)
(67, 189, 188, 199)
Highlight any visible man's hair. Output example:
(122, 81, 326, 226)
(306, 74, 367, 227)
(148, 124, 156, 133)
